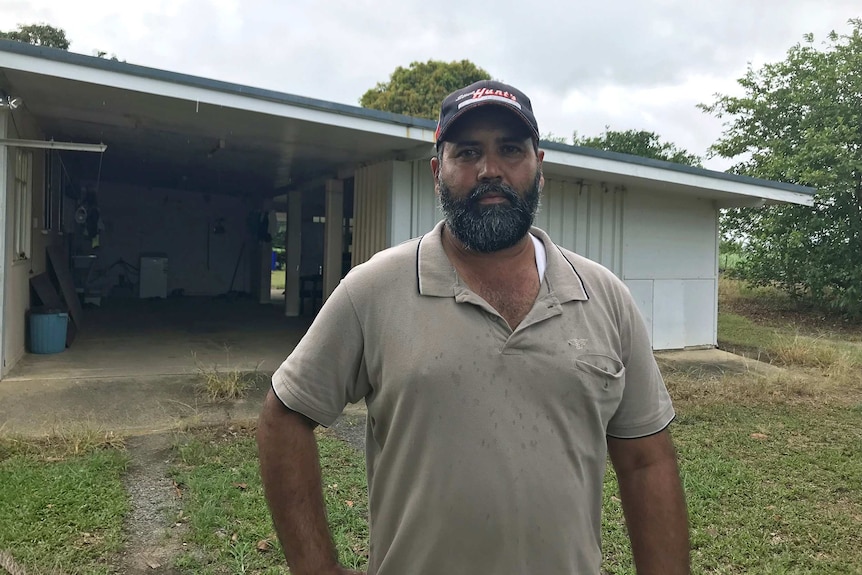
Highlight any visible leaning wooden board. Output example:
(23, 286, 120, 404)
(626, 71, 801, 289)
(29, 273, 64, 309)
(46, 244, 84, 328)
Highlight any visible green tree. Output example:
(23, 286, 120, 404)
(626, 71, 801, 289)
(700, 20, 862, 318)
(572, 128, 702, 166)
(541, 132, 569, 144)
(0, 23, 69, 49)
(360, 60, 491, 120)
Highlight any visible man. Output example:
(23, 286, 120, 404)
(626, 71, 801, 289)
(257, 80, 690, 575)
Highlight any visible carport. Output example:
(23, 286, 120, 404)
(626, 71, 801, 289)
(0, 40, 436, 379)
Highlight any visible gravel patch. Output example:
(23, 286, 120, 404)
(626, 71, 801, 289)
(118, 432, 185, 574)
(329, 411, 367, 452)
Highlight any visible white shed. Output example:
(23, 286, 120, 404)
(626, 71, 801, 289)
(0, 40, 814, 378)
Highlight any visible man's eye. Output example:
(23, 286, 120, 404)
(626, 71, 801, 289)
(457, 149, 479, 158)
(501, 145, 523, 155)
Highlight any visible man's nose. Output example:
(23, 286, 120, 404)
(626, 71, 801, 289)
(477, 152, 503, 181)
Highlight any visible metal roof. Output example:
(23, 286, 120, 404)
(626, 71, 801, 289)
(0, 39, 816, 204)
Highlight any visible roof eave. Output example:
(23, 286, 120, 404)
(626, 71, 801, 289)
(0, 40, 439, 138)
(541, 145, 816, 206)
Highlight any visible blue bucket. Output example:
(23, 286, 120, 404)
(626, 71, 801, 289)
(29, 311, 68, 354)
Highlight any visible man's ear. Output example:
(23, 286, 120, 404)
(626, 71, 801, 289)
(537, 149, 545, 192)
(430, 155, 441, 185)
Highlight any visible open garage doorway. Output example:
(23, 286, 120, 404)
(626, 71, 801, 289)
(269, 180, 354, 315)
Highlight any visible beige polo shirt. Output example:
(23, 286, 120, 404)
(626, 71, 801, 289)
(272, 220, 675, 575)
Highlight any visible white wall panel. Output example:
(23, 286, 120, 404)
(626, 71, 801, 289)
(685, 279, 717, 348)
(623, 192, 716, 280)
(624, 279, 654, 345)
(653, 280, 687, 349)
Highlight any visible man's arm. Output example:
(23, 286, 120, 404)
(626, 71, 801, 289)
(257, 389, 364, 575)
(607, 429, 690, 575)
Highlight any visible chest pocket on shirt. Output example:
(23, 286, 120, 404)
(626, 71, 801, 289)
(573, 353, 626, 398)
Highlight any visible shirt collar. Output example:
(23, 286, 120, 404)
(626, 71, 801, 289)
(417, 220, 589, 303)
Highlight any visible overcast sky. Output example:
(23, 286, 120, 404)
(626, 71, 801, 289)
(2, 0, 858, 171)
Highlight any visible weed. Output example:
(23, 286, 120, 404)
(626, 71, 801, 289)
(771, 333, 840, 368)
(192, 348, 264, 401)
(0, 425, 125, 462)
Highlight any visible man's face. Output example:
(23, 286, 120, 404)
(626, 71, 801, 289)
(432, 107, 544, 253)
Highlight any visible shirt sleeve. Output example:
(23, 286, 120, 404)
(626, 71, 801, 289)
(271, 281, 370, 427)
(606, 287, 675, 439)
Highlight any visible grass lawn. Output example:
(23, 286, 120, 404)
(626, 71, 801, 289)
(167, 401, 862, 574)
(0, 431, 129, 575)
(169, 425, 367, 574)
(605, 403, 862, 574)
(271, 270, 285, 291)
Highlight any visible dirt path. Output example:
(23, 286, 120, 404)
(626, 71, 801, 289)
(118, 433, 185, 574)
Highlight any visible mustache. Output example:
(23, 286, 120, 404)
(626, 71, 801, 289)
(467, 182, 520, 205)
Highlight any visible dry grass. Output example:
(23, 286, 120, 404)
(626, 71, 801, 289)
(0, 424, 125, 461)
(718, 275, 790, 308)
(191, 348, 264, 402)
(669, 340, 861, 406)
(715, 276, 862, 407)
(660, 363, 858, 408)
(0, 550, 71, 575)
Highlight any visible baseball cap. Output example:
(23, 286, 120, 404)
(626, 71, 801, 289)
(434, 80, 540, 148)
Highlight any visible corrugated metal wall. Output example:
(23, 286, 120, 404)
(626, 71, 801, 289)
(408, 161, 440, 239)
(352, 162, 392, 266)
(533, 178, 624, 276)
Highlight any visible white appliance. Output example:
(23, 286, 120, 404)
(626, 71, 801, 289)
(139, 254, 168, 299)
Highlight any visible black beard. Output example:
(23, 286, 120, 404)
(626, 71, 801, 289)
(439, 171, 542, 253)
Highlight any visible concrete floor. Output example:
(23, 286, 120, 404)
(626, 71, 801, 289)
(4, 295, 310, 382)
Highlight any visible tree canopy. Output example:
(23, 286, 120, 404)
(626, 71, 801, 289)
(701, 19, 862, 318)
(0, 23, 69, 49)
(360, 60, 491, 120)
(572, 128, 702, 166)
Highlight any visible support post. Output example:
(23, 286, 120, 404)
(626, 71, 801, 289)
(323, 179, 344, 301)
(283, 190, 302, 317)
